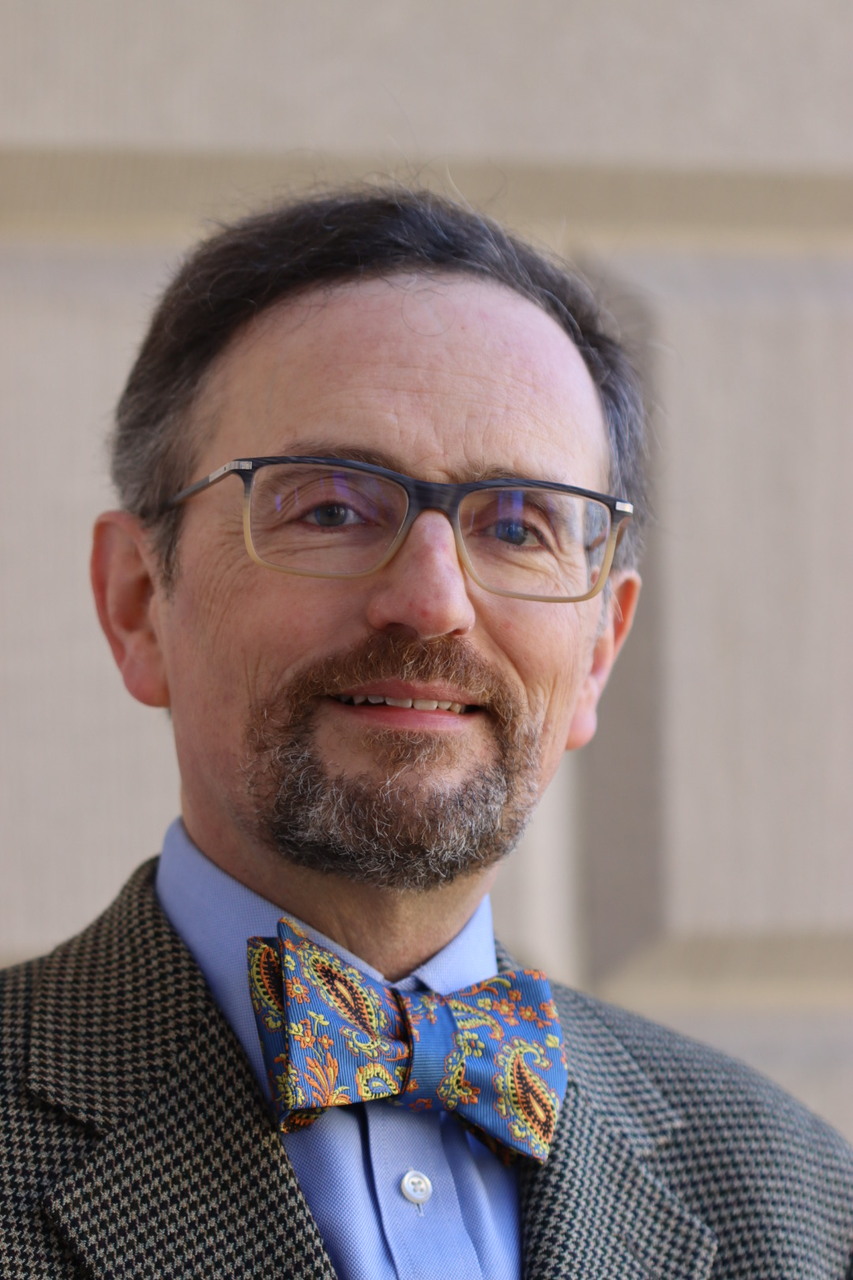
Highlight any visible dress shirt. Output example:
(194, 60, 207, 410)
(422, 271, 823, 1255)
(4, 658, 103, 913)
(156, 819, 520, 1280)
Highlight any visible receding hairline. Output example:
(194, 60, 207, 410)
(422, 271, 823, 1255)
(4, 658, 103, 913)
(179, 267, 612, 491)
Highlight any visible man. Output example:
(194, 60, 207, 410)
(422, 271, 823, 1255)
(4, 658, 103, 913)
(1, 189, 851, 1280)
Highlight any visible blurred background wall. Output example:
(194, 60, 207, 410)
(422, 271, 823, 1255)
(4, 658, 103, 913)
(1, 0, 851, 1138)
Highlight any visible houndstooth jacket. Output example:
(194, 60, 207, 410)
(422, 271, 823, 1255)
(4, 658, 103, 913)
(2, 862, 852, 1279)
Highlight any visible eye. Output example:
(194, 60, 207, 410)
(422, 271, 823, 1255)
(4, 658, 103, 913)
(272, 475, 384, 529)
(302, 502, 365, 528)
(490, 518, 545, 548)
(469, 492, 559, 553)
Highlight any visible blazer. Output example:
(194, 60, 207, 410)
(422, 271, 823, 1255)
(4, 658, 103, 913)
(2, 861, 852, 1279)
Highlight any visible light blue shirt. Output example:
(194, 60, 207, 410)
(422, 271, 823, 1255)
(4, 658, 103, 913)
(155, 819, 520, 1279)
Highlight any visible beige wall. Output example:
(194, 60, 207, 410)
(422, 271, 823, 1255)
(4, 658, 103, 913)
(1, 1, 851, 1138)
(3, 0, 852, 170)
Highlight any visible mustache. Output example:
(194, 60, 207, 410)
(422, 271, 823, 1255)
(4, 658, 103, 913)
(254, 634, 525, 742)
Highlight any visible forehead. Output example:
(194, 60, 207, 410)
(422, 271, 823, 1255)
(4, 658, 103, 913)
(195, 275, 609, 487)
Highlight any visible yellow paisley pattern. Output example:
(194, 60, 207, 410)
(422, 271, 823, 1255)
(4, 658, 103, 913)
(248, 922, 567, 1163)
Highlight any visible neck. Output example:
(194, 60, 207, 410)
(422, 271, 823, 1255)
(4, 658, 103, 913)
(190, 826, 498, 981)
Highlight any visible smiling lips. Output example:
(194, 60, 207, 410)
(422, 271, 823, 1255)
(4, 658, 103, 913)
(334, 693, 470, 714)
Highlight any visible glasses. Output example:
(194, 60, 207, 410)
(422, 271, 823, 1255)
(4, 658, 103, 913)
(167, 456, 633, 603)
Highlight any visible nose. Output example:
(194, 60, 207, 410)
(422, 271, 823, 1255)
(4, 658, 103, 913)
(364, 512, 477, 640)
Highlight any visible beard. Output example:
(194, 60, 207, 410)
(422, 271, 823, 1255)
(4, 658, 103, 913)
(238, 634, 542, 891)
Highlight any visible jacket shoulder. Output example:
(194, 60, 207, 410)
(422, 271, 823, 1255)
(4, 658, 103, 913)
(551, 982, 853, 1277)
(555, 981, 849, 1143)
(0, 952, 48, 1110)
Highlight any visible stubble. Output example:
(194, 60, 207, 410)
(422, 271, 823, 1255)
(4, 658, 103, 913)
(239, 634, 542, 890)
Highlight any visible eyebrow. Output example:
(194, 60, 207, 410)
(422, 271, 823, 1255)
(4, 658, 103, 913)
(273, 440, 531, 485)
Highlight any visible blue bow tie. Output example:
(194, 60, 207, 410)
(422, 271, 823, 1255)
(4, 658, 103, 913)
(248, 914, 568, 1163)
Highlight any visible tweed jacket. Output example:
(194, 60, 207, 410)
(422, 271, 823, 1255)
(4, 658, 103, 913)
(2, 862, 852, 1279)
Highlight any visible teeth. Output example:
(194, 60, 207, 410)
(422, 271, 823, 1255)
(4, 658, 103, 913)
(335, 694, 468, 713)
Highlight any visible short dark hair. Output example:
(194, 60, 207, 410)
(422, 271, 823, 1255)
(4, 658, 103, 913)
(112, 186, 647, 580)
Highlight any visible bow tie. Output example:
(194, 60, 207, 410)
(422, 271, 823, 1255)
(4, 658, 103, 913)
(248, 915, 568, 1163)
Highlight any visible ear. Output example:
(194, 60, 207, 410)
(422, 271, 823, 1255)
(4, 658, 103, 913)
(90, 510, 171, 708)
(565, 571, 641, 752)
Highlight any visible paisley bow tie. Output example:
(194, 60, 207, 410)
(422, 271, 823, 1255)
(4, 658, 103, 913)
(248, 915, 568, 1163)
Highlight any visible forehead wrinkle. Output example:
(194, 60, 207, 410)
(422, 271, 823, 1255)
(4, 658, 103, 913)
(255, 286, 587, 414)
(292, 329, 608, 477)
(288, 371, 595, 463)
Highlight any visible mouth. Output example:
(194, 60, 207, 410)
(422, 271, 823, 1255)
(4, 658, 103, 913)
(333, 693, 471, 715)
(327, 679, 483, 723)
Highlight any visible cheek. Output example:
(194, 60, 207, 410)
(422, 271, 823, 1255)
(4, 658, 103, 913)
(499, 607, 599, 778)
(172, 564, 367, 709)
(496, 605, 590, 711)
(157, 563, 258, 734)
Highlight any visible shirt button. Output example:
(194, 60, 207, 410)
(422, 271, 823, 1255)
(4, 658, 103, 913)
(400, 1169, 433, 1206)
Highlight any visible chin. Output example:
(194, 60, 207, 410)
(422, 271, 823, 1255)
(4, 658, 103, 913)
(241, 733, 540, 893)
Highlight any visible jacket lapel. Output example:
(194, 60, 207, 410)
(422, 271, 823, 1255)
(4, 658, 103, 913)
(517, 985, 717, 1280)
(27, 862, 337, 1279)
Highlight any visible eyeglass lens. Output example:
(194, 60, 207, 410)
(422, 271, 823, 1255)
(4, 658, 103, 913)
(248, 463, 612, 600)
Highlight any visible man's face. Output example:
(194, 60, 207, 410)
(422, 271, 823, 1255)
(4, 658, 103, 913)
(112, 276, 636, 889)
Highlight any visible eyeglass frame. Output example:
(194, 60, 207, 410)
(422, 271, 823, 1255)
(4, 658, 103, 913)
(166, 455, 634, 603)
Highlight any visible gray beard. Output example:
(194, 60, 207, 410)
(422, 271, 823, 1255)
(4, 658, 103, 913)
(238, 635, 542, 891)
